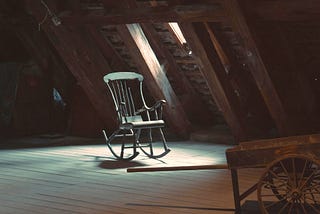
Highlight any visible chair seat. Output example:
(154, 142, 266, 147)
(120, 120, 165, 130)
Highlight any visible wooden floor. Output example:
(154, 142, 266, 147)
(0, 137, 264, 214)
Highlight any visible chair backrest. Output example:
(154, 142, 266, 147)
(104, 72, 147, 124)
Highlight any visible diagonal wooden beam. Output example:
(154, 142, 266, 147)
(116, 24, 191, 137)
(15, 24, 71, 100)
(180, 22, 247, 141)
(86, 25, 128, 71)
(140, 23, 194, 95)
(141, 23, 216, 124)
(25, 0, 118, 131)
(203, 22, 232, 72)
(224, 0, 291, 136)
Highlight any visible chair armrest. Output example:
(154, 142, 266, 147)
(150, 100, 166, 111)
(135, 106, 147, 114)
(135, 100, 166, 114)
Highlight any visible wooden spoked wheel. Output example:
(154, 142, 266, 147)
(257, 155, 320, 213)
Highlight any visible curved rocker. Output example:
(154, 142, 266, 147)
(102, 72, 171, 160)
(103, 130, 139, 161)
(137, 128, 171, 159)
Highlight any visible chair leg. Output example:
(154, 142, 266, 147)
(148, 128, 154, 156)
(120, 133, 125, 159)
(102, 129, 139, 160)
(159, 128, 169, 151)
(134, 130, 140, 154)
(138, 127, 171, 159)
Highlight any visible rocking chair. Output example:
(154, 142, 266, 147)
(102, 72, 171, 160)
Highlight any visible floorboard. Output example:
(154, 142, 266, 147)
(0, 138, 263, 213)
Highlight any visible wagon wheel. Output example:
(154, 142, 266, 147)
(257, 155, 320, 213)
(267, 164, 292, 201)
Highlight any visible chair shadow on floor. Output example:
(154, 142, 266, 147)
(98, 159, 147, 169)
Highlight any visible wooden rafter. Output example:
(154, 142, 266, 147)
(16, 24, 71, 100)
(204, 22, 230, 70)
(86, 25, 128, 71)
(140, 23, 194, 95)
(254, 23, 318, 133)
(141, 23, 216, 124)
(224, 0, 291, 136)
(116, 24, 191, 137)
(25, 0, 118, 131)
(206, 22, 276, 136)
(180, 22, 247, 141)
(60, 4, 226, 25)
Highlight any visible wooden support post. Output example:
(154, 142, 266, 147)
(116, 24, 191, 137)
(224, 0, 291, 136)
(180, 22, 247, 141)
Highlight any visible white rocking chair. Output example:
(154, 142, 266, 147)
(102, 72, 171, 160)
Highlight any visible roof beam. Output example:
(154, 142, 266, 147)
(86, 25, 129, 71)
(25, 0, 118, 131)
(224, 0, 291, 136)
(141, 23, 194, 94)
(60, 4, 226, 25)
(180, 22, 247, 141)
(206, 22, 276, 136)
(141, 23, 215, 124)
(16, 25, 72, 100)
(116, 24, 191, 137)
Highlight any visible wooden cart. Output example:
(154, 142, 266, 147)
(226, 134, 320, 213)
(128, 134, 320, 213)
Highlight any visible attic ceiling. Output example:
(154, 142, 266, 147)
(0, 0, 319, 141)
